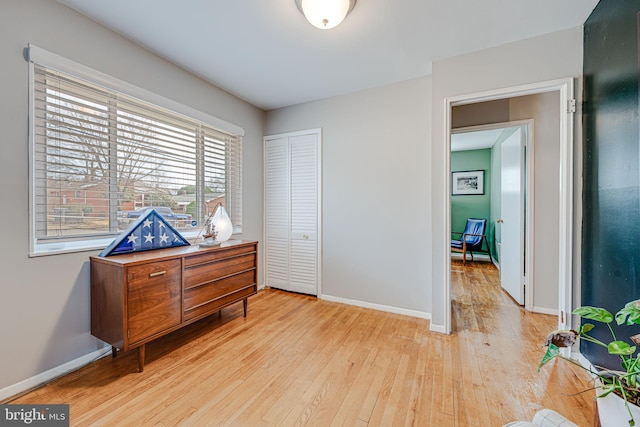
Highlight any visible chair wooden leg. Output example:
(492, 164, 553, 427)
(484, 236, 494, 264)
(462, 242, 467, 265)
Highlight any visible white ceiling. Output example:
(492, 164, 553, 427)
(57, 0, 599, 111)
(451, 128, 505, 152)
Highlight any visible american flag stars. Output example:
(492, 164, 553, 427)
(99, 209, 190, 257)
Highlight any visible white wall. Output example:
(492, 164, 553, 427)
(265, 77, 432, 316)
(431, 27, 584, 329)
(0, 0, 264, 396)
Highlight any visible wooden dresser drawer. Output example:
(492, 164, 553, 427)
(184, 269, 255, 310)
(184, 278, 256, 321)
(184, 244, 256, 268)
(184, 253, 256, 289)
(127, 259, 181, 286)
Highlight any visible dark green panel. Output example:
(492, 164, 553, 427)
(582, 0, 640, 368)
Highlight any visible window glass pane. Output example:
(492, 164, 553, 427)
(38, 76, 111, 238)
(203, 133, 227, 217)
(116, 109, 197, 232)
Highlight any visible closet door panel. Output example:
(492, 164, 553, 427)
(265, 138, 290, 290)
(289, 239, 317, 294)
(290, 134, 318, 241)
(265, 237, 289, 289)
(289, 134, 318, 295)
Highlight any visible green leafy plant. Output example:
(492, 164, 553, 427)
(539, 301, 640, 426)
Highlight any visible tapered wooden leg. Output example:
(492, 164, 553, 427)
(111, 346, 117, 358)
(138, 344, 145, 373)
(243, 298, 248, 317)
(462, 242, 467, 265)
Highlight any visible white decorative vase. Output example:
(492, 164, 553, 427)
(211, 205, 233, 242)
(598, 392, 640, 427)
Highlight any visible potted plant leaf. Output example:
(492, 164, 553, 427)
(539, 301, 640, 427)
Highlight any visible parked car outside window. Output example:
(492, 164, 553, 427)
(126, 207, 193, 227)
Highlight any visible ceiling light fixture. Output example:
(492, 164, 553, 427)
(295, 0, 357, 30)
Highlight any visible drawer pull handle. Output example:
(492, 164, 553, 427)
(149, 270, 167, 278)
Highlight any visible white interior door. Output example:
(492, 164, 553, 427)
(500, 128, 525, 304)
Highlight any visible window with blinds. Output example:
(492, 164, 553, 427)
(29, 58, 242, 254)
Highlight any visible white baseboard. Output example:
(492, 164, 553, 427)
(429, 323, 447, 333)
(532, 306, 557, 316)
(0, 346, 111, 402)
(319, 294, 431, 320)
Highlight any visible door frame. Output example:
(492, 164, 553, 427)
(451, 120, 534, 309)
(442, 78, 574, 334)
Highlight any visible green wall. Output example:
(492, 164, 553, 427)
(451, 149, 493, 259)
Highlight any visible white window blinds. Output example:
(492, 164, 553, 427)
(28, 47, 243, 254)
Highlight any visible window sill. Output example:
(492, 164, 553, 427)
(30, 229, 242, 257)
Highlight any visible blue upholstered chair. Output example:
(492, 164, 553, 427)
(451, 218, 493, 265)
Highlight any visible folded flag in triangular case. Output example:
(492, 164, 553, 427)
(99, 209, 190, 257)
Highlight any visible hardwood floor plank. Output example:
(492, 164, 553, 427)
(403, 323, 437, 426)
(327, 311, 390, 426)
(7, 263, 594, 427)
(367, 340, 409, 424)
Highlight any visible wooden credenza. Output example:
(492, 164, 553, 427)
(90, 240, 258, 372)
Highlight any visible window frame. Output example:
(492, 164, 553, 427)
(27, 45, 244, 257)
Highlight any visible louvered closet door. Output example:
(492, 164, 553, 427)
(265, 137, 290, 291)
(289, 134, 318, 295)
(264, 131, 320, 296)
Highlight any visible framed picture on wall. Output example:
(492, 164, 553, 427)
(452, 170, 484, 195)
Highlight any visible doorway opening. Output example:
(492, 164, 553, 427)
(451, 121, 532, 310)
(441, 78, 575, 335)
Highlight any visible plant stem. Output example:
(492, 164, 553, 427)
(580, 333, 608, 348)
(615, 376, 635, 426)
(554, 354, 600, 377)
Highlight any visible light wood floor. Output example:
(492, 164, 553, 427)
(9, 260, 594, 426)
